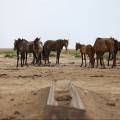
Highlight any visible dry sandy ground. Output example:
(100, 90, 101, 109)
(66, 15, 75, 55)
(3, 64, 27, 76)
(0, 54, 120, 120)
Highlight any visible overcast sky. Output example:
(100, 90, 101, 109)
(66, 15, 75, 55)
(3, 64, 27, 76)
(0, 0, 120, 48)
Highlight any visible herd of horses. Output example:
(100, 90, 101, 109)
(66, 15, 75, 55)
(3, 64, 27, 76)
(14, 38, 68, 67)
(14, 37, 120, 68)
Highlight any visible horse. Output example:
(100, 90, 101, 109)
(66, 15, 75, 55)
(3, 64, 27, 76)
(33, 37, 43, 65)
(43, 39, 68, 64)
(76, 43, 95, 68)
(14, 38, 29, 67)
(94, 37, 118, 68)
(107, 41, 120, 66)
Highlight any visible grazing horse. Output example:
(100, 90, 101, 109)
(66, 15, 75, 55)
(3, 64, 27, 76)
(14, 38, 29, 67)
(94, 37, 118, 68)
(43, 39, 68, 64)
(76, 43, 95, 68)
(33, 37, 43, 65)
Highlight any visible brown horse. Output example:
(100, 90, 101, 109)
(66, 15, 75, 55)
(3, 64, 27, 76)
(33, 37, 43, 65)
(94, 37, 118, 68)
(14, 38, 29, 67)
(76, 43, 95, 68)
(14, 38, 42, 67)
(107, 41, 120, 66)
(43, 39, 68, 64)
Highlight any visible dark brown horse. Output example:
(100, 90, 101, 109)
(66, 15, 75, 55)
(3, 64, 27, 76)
(43, 39, 68, 64)
(76, 43, 95, 68)
(14, 37, 42, 67)
(94, 37, 118, 68)
(14, 38, 29, 67)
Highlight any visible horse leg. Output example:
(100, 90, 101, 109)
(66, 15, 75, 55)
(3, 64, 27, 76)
(17, 51, 19, 67)
(38, 53, 42, 65)
(21, 53, 23, 67)
(44, 51, 46, 65)
(32, 52, 36, 65)
(100, 56, 102, 66)
(89, 57, 91, 68)
(25, 53, 28, 66)
(107, 52, 111, 66)
(36, 53, 39, 65)
(100, 55, 105, 68)
(23, 53, 25, 66)
(56, 51, 61, 64)
(23, 53, 26, 67)
(47, 51, 51, 64)
(96, 54, 99, 68)
(44, 50, 48, 65)
(80, 54, 83, 67)
(44, 52, 47, 65)
(84, 54, 87, 67)
(112, 52, 116, 68)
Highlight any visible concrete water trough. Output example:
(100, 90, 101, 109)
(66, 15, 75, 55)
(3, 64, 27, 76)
(44, 80, 86, 120)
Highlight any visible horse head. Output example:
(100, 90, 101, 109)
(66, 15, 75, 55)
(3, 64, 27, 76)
(34, 37, 41, 43)
(33, 37, 43, 55)
(63, 39, 69, 50)
(14, 40, 17, 50)
(110, 37, 120, 52)
(14, 38, 21, 50)
(75, 42, 80, 51)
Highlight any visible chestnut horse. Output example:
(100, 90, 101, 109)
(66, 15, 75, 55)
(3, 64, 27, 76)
(43, 39, 68, 64)
(107, 41, 120, 66)
(76, 43, 95, 68)
(33, 37, 43, 65)
(94, 37, 118, 68)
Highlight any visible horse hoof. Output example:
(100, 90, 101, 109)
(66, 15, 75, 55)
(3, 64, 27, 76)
(25, 64, 28, 66)
(80, 65, 82, 67)
(111, 65, 116, 68)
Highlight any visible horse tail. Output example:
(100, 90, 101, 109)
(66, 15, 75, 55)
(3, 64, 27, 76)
(113, 40, 118, 53)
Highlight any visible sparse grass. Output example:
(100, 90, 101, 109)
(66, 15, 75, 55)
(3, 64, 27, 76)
(62, 49, 81, 58)
(74, 52, 81, 58)
(4, 52, 16, 58)
(50, 52, 56, 57)
(0, 48, 120, 61)
(117, 51, 120, 64)
(0, 48, 16, 58)
(104, 51, 120, 61)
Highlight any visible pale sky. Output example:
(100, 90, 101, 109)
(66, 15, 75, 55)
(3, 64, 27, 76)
(0, 0, 120, 48)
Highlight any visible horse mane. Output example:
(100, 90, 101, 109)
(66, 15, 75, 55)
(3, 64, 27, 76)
(78, 42, 84, 47)
(96, 37, 102, 40)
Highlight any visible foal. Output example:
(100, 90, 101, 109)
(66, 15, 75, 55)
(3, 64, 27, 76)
(76, 43, 95, 68)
